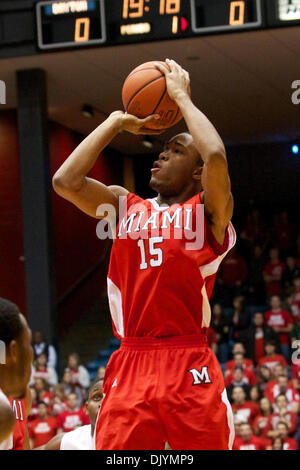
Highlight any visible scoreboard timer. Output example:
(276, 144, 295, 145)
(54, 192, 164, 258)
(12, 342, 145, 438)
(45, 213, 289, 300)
(35, 0, 300, 50)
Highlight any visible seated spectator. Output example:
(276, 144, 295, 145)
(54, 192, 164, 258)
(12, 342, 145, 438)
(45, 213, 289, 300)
(263, 248, 286, 297)
(225, 347, 254, 378)
(217, 247, 248, 306)
(97, 366, 106, 380)
(246, 245, 266, 305)
(61, 370, 83, 404)
(264, 295, 293, 362)
(270, 436, 284, 450)
(284, 294, 300, 324)
(231, 387, 259, 426)
(28, 386, 38, 423)
(226, 366, 257, 390)
(57, 392, 90, 434)
(32, 331, 57, 370)
(239, 312, 278, 364)
(249, 385, 262, 404)
(233, 423, 265, 450)
(34, 378, 54, 411)
(31, 353, 58, 386)
(291, 343, 300, 391)
(282, 257, 300, 292)
(240, 209, 267, 248)
(65, 353, 90, 391)
(257, 365, 273, 393)
(211, 303, 230, 363)
(253, 397, 273, 439)
(51, 385, 68, 416)
(272, 211, 296, 256)
(28, 401, 58, 449)
(264, 374, 300, 414)
(266, 422, 298, 450)
(229, 296, 251, 341)
(257, 340, 287, 373)
(267, 394, 298, 437)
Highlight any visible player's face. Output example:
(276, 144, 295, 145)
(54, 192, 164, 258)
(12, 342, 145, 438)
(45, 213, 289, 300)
(149, 133, 202, 197)
(85, 382, 103, 427)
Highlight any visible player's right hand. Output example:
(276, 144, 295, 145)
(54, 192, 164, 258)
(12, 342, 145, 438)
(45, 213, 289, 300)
(110, 110, 165, 135)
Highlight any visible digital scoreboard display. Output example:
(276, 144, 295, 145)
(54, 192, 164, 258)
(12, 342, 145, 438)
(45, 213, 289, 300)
(35, 0, 300, 51)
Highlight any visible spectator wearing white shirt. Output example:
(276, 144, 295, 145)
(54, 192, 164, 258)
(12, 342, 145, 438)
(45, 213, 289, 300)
(32, 331, 57, 370)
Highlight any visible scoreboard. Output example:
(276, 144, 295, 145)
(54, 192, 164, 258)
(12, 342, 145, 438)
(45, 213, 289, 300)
(0, 0, 300, 54)
(35, 0, 300, 50)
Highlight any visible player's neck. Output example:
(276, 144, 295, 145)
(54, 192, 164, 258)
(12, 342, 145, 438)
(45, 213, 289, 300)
(156, 189, 199, 207)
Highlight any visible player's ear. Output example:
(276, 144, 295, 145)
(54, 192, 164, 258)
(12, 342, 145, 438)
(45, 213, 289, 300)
(192, 165, 203, 181)
(84, 401, 89, 416)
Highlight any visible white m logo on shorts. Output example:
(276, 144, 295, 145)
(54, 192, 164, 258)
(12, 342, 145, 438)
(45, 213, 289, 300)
(189, 367, 212, 385)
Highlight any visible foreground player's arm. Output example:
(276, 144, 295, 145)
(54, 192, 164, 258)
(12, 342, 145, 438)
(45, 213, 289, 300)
(53, 112, 161, 219)
(0, 399, 15, 445)
(34, 433, 64, 450)
(156, 60, 233, 243)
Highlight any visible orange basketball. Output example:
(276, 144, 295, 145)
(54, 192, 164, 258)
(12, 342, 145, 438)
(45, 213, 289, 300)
(122, 61, 184, 130)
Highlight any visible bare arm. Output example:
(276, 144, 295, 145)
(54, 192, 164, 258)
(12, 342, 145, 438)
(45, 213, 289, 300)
(156, 60, 233, 244)
(53, 111, 161, 219)
(34, 433, 64, 450)
(0, 401, 15, 446)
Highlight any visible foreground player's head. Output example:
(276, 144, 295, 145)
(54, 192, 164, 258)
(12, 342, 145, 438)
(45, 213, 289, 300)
(149, 133, 203, 198)
(0, 298, 33, 398)
(85, 379, 103, 433)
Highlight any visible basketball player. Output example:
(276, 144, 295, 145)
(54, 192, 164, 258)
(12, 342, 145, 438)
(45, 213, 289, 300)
(9, 386, 32, 450)
(37, 379, 103, 450)
(0, 298, 33, 450)
(53, 59, 235, 450)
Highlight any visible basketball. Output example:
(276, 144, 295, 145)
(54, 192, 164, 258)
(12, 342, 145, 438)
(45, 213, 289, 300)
(122, 61, 185, 130)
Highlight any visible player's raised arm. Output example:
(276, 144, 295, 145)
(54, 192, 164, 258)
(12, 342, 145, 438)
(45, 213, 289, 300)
(52, 111, 161, 219)
(155, 59, 233, 243)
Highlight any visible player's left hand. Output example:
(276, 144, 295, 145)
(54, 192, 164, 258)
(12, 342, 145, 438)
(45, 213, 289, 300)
(154, 59, 191, 102)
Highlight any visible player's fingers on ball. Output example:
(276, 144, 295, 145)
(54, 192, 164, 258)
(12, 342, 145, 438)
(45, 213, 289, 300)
(143, 114, 160, 124)
(154, 62, 169, 75)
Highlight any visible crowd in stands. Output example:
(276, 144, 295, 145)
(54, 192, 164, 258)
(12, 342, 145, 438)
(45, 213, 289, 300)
(26, 209, 300, 450)
(209, 209, 300, 450)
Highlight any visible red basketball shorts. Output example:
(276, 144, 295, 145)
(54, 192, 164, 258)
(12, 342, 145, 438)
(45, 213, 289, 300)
(95, 334, 234, 450)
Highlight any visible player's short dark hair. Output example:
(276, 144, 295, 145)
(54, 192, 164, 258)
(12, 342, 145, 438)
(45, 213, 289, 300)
(0, 297, 23, 346)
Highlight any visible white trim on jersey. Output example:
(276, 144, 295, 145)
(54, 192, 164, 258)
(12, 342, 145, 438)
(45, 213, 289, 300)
(60, 425, 93, 450)
(199, 222, 236, 327)
(146, 197, 169, 212)
(107, 277, 124, 338)
(221, 388, 235, 450)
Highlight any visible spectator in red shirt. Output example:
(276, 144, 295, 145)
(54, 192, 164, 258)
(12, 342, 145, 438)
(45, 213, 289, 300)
(267, 394, 298, 437)
(239, 312, 279, 364)
(264, 374, 300, 413)
(217, 247, 248, 306)
(257, 365, 273, 394)
(233, 423, 265, 450)
(34, 378, 53, 413)
(225, 347, 254, 378)
(63, 353, 90, 403)
(264, 295, 293, 362)
(263, 248, 286, 296)
(229, 296, 251, 341)
(226, 366, 257, 393)
(231, 386, 259, 426)
(258, 340, 287, 373)
(31, 353, 58, 386)
(292, 277, 300, 311)
(57, 392, 90, 433)
(28, 401, 58, 449)
(268, 422, 298, 450)
(253, 397, 273, 439)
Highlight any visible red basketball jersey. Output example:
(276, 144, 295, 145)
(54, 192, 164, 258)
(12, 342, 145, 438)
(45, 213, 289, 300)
(107, 192, 236, 338)
(9, 396, 26, 450)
